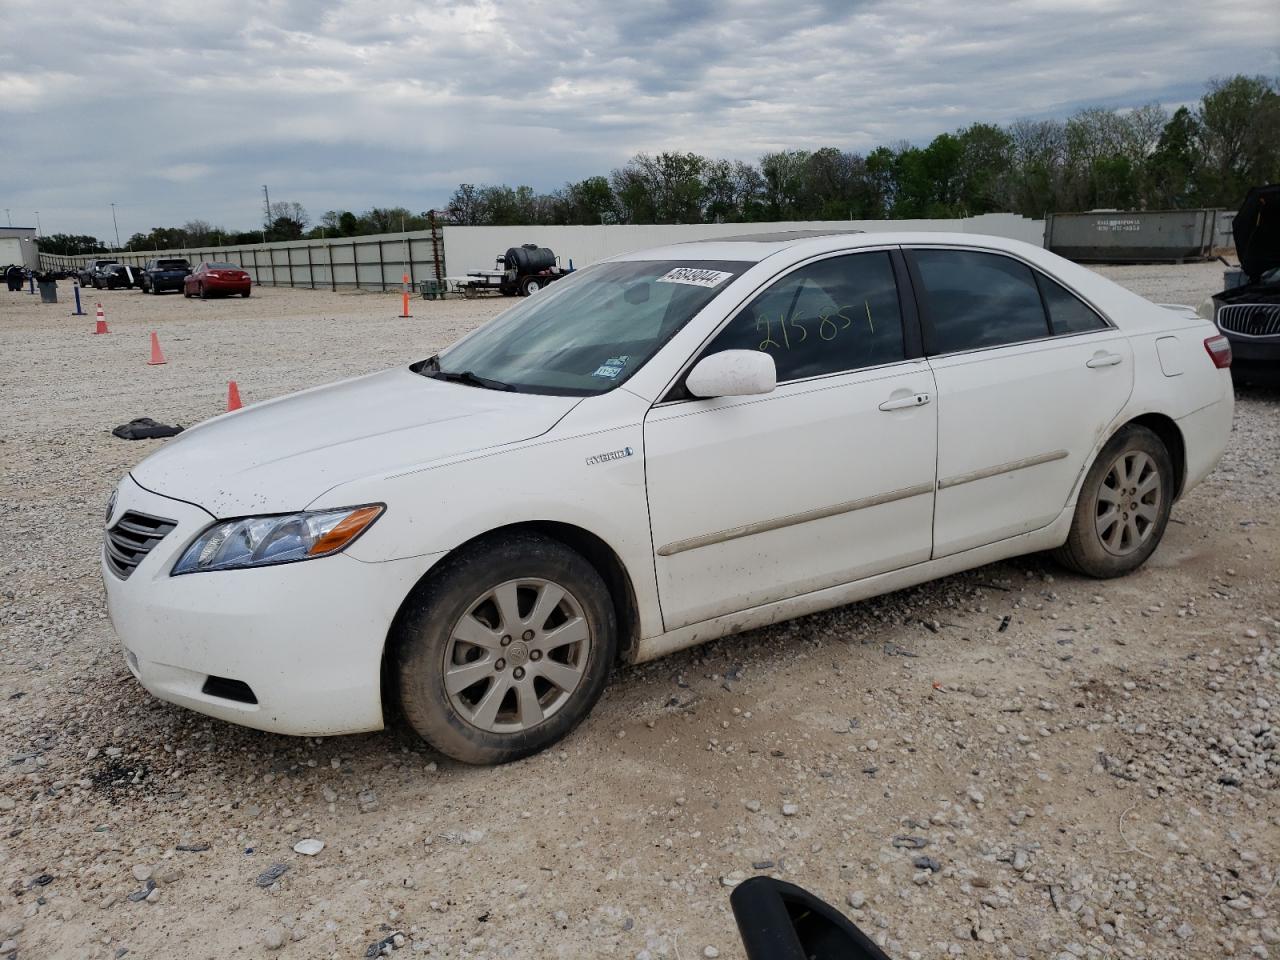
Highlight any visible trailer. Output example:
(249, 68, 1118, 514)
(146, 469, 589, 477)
(452, 244, 572, 298)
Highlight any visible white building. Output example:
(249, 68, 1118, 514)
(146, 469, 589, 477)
(0, 227, 39, 270)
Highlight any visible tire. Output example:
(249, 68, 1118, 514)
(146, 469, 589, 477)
(395, 533, 617, 765)
(183, 287, 191, 298)
(198, 284, 206, 300)
(1053, 424, 1174, 578)
(518, 276, 540, 296)
(241, 289, 251, 298)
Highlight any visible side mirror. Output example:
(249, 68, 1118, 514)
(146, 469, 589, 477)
(731, 877, 891, 960)
(686, 350, 776, 399)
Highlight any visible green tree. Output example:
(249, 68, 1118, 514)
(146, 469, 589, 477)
(955, 123, 1013, 213)
(611, 153, 707, 224)
(1197, 75, 1280, 205)
(759, 150, 810, 220)
(1147, 107, 1202, 207)
(39, 233, 107, 256)
(560, 176, 618, 224)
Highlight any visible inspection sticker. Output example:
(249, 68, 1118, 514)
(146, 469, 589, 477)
(592, 355, 629, 379)
(655, 267, 734, 288)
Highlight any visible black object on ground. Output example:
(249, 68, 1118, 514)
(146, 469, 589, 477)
(112, 418, 184, 440)
(731, 876, 892, 960)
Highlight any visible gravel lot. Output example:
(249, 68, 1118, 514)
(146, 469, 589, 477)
(1, 264, 1277, 960)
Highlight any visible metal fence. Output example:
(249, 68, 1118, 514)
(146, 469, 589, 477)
(40, 212, 1061, 290)
(40, 222, 446, 292)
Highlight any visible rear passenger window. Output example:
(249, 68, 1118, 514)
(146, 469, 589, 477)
(701, 252, 905, 383)
(1036, 273, 1108, 334)
(911, 250, 1049, 354)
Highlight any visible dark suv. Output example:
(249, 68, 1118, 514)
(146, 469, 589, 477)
(140, 258, 192, 295)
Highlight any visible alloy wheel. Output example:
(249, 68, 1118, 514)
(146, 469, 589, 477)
(1094, 450, 1161, 556)
(443, 578, 591, 734)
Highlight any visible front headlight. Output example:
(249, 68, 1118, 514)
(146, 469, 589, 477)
(171, 504, 384, 575)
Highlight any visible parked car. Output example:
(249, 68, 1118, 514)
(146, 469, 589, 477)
(1198, 184, 1280, 384)
(140, 258, 192, 295)
(78, 258, 118, 287)
(95, 263, 144, 290)
(104, 231, 1233, 764)
(183, 261, 251, 298)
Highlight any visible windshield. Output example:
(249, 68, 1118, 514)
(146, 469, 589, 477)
(435, 259, 749, 395)
(157, 260, 188, 269)
(206, 262, 239, 270)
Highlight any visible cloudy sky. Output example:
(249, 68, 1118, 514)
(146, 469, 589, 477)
(1, 0, 1275, 242)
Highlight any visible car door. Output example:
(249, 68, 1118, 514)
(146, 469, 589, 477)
(644, 249, 938, 631)
(905, 247, 1134, 558)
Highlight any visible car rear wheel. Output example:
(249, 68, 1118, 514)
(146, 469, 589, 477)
(198, 283, 206, 299)
(395, 533, 617, 765)
(1053, 424, 1174, 578)
(241, 289, 251, 298)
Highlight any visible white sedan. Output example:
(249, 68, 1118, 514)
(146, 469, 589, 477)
(103, 231, 1234, 763)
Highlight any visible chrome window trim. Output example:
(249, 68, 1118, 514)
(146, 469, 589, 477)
(903, 243, 1116, 360)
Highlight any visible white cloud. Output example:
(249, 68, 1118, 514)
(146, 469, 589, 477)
(0, 0, 1274, 239)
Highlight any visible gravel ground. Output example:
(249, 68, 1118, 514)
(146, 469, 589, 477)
(1, 265, 1277, 960)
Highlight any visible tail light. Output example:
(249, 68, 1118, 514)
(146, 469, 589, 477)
(1204, 334, 1232, 369)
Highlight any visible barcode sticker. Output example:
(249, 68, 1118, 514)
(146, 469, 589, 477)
(655, 268, 734, 288)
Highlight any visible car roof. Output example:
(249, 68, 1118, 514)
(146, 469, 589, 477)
(611, 231, 1041, 264)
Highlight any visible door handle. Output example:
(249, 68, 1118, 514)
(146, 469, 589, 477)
(878, 392, 932, 412)
(1086, 353, 1123, 368)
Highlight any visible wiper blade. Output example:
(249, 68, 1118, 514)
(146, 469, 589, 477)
(427, 366, 516, 392)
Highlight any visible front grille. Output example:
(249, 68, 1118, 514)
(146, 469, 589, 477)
(105, 511, 177, 579)
(1218, 303, 1280, 338)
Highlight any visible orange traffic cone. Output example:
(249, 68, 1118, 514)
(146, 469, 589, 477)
(147, 331, 167, 366)
(227, 380, 242, 412)
(93, 303, 109, 335)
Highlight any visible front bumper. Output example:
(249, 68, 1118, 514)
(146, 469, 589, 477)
(103, 475, 438, 736)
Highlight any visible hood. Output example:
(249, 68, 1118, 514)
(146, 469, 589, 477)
(131, 367, 579, 516)
(1234, 184, 1280, 282)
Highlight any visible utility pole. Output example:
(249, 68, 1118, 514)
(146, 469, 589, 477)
(34, 211, 41, 235)
(262, 185, 272, 226)
(110, 202, 121, 250)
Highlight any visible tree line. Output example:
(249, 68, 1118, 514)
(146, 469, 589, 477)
(445, 75, 1277, 226)
(38, 74, 1278, 256)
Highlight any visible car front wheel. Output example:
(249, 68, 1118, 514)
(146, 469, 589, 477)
(395, 533, 617, 764)
(1053, 424, 1174, 578)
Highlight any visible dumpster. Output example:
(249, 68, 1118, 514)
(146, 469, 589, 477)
(1044, 209, 1222, 263)
(37, 276, 58, 304)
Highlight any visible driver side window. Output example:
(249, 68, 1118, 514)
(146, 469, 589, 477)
(699, 252, 905, 383)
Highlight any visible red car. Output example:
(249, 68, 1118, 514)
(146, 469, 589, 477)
(184, 261, 252, 299)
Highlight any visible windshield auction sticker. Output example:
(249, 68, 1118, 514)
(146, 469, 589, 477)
(655, 268, 734, 288)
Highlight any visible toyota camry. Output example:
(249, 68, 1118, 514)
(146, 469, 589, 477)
(103, 231, 1234, 763)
